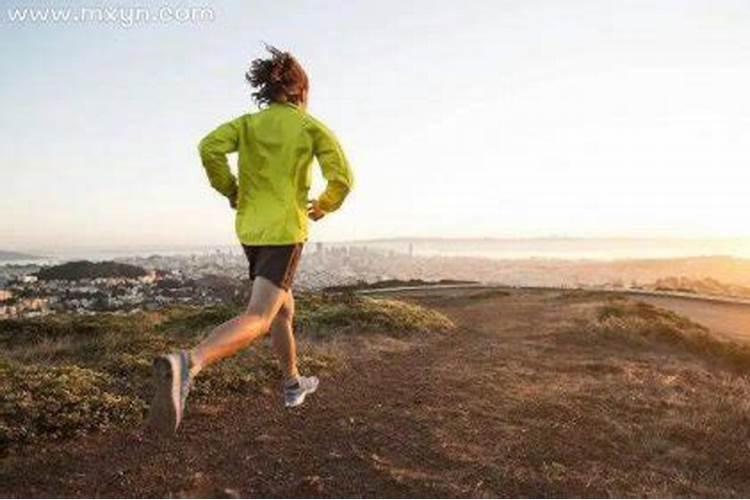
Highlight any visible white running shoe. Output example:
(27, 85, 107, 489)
(284, 375, 319, 408)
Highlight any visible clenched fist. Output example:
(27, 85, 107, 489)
(307, 199, 325, 221)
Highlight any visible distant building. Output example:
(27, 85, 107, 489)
(316, 242, 323, 253)
(0, 305, 17, 319)
(138, 270, 158, 284)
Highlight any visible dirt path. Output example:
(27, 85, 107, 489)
(634, 294, 750, 344)
(3, 289, 750, 497)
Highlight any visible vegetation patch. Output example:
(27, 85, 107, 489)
(0, 293, 451, 450)
(156, 305, 237, 339)
(323, 278, 476, 293)
(590, 299, 750, 370)
(36, 260, 148, 281)
(0, 361, 144, 448)
(467, 289, 511, 301)
(295, 293, 455, 337)
(0, 313, 141, 348)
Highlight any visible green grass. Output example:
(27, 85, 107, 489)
(295, 293, 455, 337)
(0, 361, 144, 445)
(0, 293, 454, 451)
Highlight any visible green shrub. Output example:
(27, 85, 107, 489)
(295, 293, 454, 336)
(155, 305, 238, 339)
(0, 294, 452, 449)
(0, 361, 144, 450)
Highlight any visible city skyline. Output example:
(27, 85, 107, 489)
(2, 0, 749, 249)
(6, 235, 750, 263)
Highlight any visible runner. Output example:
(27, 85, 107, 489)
(148, 45, 354, 434)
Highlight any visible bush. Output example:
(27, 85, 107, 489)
(591, 299, 750, 371)
(295, 293, 455, 336)
(0, 361, 144, 449)
(155, 305, 237, 339)
(0, 294, 453, 450)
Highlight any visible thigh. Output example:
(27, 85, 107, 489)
(245, 275, 289, 322)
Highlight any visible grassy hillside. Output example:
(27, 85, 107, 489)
(0, 293, 454, 451)
(3, 288, 750, 497)
(590, 298, 750, 370)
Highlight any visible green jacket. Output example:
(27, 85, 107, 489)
(199, 102, 353, 245)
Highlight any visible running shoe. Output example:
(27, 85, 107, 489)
(284, 375, 319, 408)
(149, 350, 191, 434)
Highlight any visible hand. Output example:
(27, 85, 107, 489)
(228, 187, 238, 210)
(307, 199, 326, 221)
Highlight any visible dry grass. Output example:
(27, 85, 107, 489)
(295, 293, 455, 337)
(464, 289, 512, 301)
(4, 289, 750, 497)
(0, 293, 453, 451)
(403, 290, 750, 497)
(591, 298, 750, 371)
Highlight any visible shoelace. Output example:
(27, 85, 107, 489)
(179, 351, 191, 410)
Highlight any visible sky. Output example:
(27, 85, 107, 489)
(1, 0, 749, 252)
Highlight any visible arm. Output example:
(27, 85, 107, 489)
(309, 120, 354, 214)
(198, 117, 242, 202)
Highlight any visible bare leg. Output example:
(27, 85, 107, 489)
(270, 292, 299, 383)
(190, 276, 288, 375)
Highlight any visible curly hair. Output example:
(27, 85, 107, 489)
(245, 45, 309, 106)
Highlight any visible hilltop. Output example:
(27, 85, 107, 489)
(35, 260, 148, 281)
(2, 288, 750, 497)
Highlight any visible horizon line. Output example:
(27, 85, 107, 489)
(6, 234, 750, 255)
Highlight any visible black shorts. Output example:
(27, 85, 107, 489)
(242, 243, 303, 291)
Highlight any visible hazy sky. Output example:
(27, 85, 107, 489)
(1, 0, 749, 251)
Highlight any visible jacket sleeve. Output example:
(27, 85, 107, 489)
(198, 118, 241, 199)
(309, 120, 354, 213)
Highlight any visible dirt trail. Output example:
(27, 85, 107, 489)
(635, 294, 750, 344)
(3, 289, 750, 497)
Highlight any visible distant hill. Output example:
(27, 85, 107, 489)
(642, 276, 750, 299)
(36, 261, 147, 281)
(0, 250, 43, 261)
